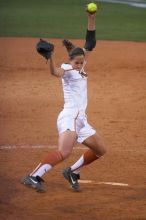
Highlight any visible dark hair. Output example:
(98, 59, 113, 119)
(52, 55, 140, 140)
(69, 47, 85, 60)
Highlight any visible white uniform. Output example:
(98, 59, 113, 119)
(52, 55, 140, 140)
(57, 63, 96, 143)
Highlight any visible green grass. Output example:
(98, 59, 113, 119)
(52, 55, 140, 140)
(0, 0, 146, 41)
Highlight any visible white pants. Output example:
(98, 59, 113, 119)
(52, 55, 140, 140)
(57, 109, 96, 143)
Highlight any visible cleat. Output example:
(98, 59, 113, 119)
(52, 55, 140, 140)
(21, 175, 45, 192)
(62, 167, 81, 192)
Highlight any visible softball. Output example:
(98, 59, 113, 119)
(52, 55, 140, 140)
(87, 2, 97, 14)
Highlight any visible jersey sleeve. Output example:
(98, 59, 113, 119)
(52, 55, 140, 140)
(61, 63, 73, 71)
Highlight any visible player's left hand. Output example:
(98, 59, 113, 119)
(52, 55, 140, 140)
(36, 39, 54, 60)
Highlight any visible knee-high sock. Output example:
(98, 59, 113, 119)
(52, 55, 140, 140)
(30, 150, 64, 177)
(71, 149, 99, 174)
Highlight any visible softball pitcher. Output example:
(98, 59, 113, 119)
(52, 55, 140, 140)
(21, 10, 106, 192)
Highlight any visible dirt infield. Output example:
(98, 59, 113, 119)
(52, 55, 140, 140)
(0, 38, 146, 220)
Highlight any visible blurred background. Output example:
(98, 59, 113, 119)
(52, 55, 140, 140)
(0, 0, 146, 41)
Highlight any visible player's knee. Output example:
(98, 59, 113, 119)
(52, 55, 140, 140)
(100, 145, 107, 156)
(95, 143, 107, 157)
(99, 144, 107, 156)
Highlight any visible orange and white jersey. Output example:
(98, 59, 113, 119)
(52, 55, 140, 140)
(61, 63, 88, 115)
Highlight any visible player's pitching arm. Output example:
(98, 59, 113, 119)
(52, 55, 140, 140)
(83, 12, 96, 59)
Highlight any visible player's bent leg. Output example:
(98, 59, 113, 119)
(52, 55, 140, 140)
(21, 130, 77, 192)
(62, 127, 106, 191)
(64, 133, 107, 192)
(70, 133, 107, 174)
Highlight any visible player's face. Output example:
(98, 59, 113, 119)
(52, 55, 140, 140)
(70, 55, 85, 71)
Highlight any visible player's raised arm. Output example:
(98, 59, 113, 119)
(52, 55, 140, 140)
(83, 4, 97, 58)
(62, 3, 97, 57)
(49, 55, 64, 77)
(36, 38, 64, 77)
